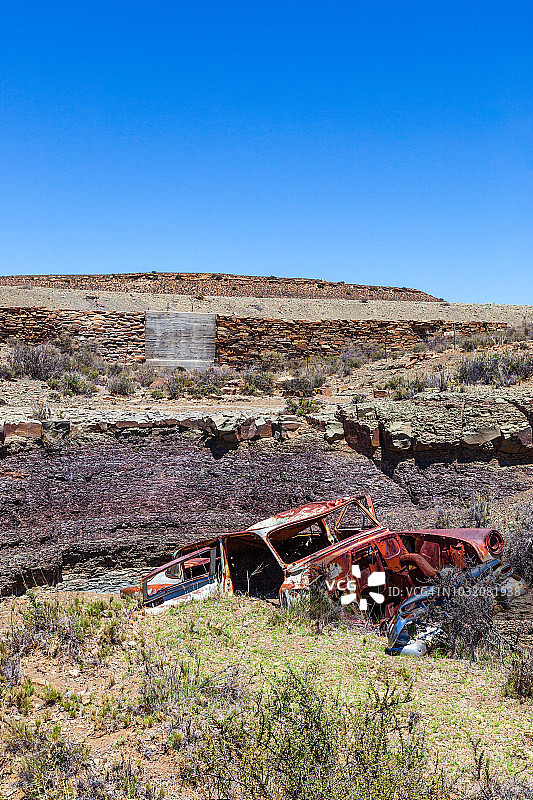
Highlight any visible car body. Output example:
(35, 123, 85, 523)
(121, 496, 525, 637)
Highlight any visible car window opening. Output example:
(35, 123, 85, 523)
(224, 536, 284, 598)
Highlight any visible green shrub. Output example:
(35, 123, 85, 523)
(42, 684, 63, 706)
(273, 578, 343, 633)
(59, 371, 97, 396)
(167, 372, 193, 398)
(242, 370, 275, 395)
(0, 362, 16, 380)
(285, 397, 320, 416)
(193, 667, 446, 800)
(168, 368, 235, 399)
(107, 372, 135, 396)
(31, 401, 51, 420)
(7, 721, 90, 800)
(503, 652, 533, 702)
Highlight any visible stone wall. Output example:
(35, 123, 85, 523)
(0, 306, 507, 366)
(215, 317, 506, 365)
(0, 271, 439, 302)
(0, 307, 145, 362)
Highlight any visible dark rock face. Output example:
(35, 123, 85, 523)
(0, 433, 418, 594)
(3, 398, 533, 594)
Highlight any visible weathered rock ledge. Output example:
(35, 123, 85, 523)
(339, 389, 533, 463)
(0, 407, 345, 454)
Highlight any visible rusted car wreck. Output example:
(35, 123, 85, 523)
(122, 496, 527, 654)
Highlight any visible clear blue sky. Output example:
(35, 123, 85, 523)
(1, 2, 532, 303)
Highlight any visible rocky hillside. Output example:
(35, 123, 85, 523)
(0, 271, 440, 301)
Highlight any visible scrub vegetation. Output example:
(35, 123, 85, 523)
(0, 591, 532, 799)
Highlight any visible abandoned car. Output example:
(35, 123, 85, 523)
(121, 495, 527, 654)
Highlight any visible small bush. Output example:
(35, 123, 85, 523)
(58, 371, 97, 396)
(136, 364, 158, 387)
(107, 361, 124, 376)
(168, 367, 235, 399)
(256, 350, 287, 372)
(0, 362, 16, 380)
(150, 388, 164, 400)
(424, 367, 451, 392)
(503, 502, 533, 584)
(456, 353, 533, 387)
(465, 492, 492, 528)
(107, 372, 135, 396)
(281, 366, 326, 397)
(42, 683, 63, 706)
(167, 372, 192, 398)
(9, 342, 68, 380)
(31, 401, 51, 420)
(428, 567, 507, 661)
(434, 507, 454, 528)
(274, 579, 343, 633)
(334, 346, 365, 376)
(70, 345, 106, 377)
(192, 666, 446, 800)
(242, 370, 275, 395)
(285, 397, 320, 416)
(7, 720, 90, 800)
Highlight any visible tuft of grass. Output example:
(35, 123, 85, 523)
(503, 651, 533, 702)
(271, 579, 344, 634)
(7, 720, 90, 800)
(41, 683, 63, 706)
(465, 492, 493, 528)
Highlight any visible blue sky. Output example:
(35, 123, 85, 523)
(1, 2, 532, 303)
